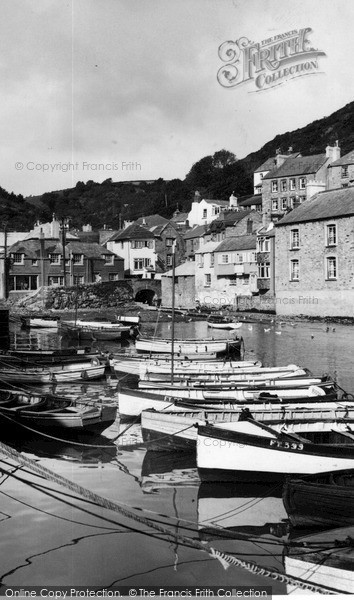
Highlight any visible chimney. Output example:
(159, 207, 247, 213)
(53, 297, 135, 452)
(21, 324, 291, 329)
(194, 190, 201, 203)
(326, 141, 341, 162)
(306, 179, 326, 199)
(275, 153, 289, 168)
(229, 191, 238, 209)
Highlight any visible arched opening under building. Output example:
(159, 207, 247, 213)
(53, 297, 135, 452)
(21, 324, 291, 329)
(135, 288, 156, 305)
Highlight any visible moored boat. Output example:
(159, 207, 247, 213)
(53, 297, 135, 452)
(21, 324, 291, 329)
(139, 365, 308, 382)
(21, 315, 60, 329)
(111, 356, 262, 376)
(0, 388, 117, 435)
(282, 469, 354, 528)
(0, 347, 103, 365)
(207, 315, 242, 330)
(135, 337, 242, 355)
(0, 359, 106, 384)
(197, 418, 354, 482)
(60, 320, 131, 341)
(141, 404, 354, 451)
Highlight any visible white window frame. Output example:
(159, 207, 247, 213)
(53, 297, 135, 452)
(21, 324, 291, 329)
(103, 254, 114, 265)
(289, 178, 296, 191)
(202, 208, 207, 219)
(72, 253, 84, 265)
(12, 253, 24, 265)
(49, 253, 61, 265)
(204, 273, 211, 287)
(290, 259, 299, 281)
(221, 254, 229, 264)
(281, 197, 287, 210)
(271, 181, 278, 192)
(326, 224, 337, 246)
(109, 273, 120, 281)
(281, 180, 287, 192)
(257, 263, 270, 278)
(272, 199, 279, 211)
(290, 228, 300, 249)
(299, 177, 306, 190)
(341, 166, 349, 178)
(326, 256, 337, 280)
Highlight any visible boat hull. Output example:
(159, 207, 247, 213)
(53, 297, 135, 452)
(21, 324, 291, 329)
(197, 421, 354, 482)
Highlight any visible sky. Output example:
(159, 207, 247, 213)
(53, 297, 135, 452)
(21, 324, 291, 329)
(2, 0, 354, 196)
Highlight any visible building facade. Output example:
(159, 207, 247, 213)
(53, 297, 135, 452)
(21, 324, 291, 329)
(275, 187, 354, 316)
(107, 223, 157, 278)
(161, 261, 195, 309)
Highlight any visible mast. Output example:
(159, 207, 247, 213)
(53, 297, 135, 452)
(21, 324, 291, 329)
(170, 243, 176, 385)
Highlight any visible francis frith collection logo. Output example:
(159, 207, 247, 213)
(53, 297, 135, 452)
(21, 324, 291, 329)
(217, 27, 326, 92)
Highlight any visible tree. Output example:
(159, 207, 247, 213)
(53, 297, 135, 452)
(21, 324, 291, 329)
(212, 149, 237, 169)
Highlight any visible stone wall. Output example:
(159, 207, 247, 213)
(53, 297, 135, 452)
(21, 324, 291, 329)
(161, 275, 195, 309)
(275, 216, 354, 316)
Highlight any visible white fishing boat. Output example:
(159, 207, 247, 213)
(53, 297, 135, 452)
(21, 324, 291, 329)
(111, 357, 262, 376)
(197, 418, 354, 482)
(141, 403, 354, 451)
(118, 385, 340, 420)
(284, 526, 354, 594)
(60, 320, 131, 341)
(116, 315, 140, 325)
(207, 315, 243, 330)
(0, 359, 106, 384)
(138, 374, 330, 391)
(139, 365, 307, 382)
(135, 337, 242, 355)
(21, 316, 60, 329)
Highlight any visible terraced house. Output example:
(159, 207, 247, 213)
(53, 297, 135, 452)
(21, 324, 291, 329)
(261, 145, 340, 226)
(106, 223, 157, 278)
(275, 187, 354, 317)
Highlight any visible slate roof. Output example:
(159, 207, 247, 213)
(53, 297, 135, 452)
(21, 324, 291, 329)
(275, 187, 354, 226)
(215, 235, 257, 252)
(9, 239, 122, 260)
(66, 241, 120, 259)
(238, 195, 262, 207)
(184, 225, 207, 240)
(136, 214, 169, 227)
(329, 150, 354, 167)
(107, 223, 154, 242)
(195, 241, 221, 254)
(263, 154, 327, 179)
(203, 198, 229, 206)
(254, 153, 300, 173)
(171, 212, 189, 222)
(162, 261, 195, 277)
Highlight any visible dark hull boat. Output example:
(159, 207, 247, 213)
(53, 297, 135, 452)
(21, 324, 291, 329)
(0, 388, 117, 436)
(282, 469, 354, 528)
(0, 347, 103, 365)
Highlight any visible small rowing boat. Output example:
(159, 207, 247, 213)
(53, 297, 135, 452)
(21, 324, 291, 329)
(135, 337, 242, 355)
(0, 359, 105, 384)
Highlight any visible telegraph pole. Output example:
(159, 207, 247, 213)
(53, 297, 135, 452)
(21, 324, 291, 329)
(60, 218, 69, 287)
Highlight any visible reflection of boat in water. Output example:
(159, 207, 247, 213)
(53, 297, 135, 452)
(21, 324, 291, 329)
(2, 433, 118, 464)
(140, 450, 199, 492)
(198, 481, 288, 540)
(283, 469, 354, 529)
(284, 525, 354, 594)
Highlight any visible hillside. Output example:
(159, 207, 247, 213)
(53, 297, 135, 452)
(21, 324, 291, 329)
(9, 98, 353, 229)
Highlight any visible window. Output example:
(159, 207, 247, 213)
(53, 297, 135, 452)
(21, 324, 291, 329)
(271, 181, 278, 192)
(166, 238, 174, 247)
(72, 254, 84, 264)
(299, 196, 306, 204)
(204, 273, 211, 287)
(109, 273, 120, 281)
(12, 253, 24, 265)
(250, 252, 257, 263)
(235, 253, 243, 264)
(341, 166, 349, 178)
(281, 197, 287, 210)
(9, 275, 38, 291)
(210, 253, 214, 267)
(289, 196, 296, 208)
(131, 240, 153, 249)
(221, 254, 229, 264)
(290, 259, 299, 281)
(166, 255, 173, 267)
(48, 276, 64, 286)
(74, 275, 84, 285)
(281, 180, 287, 192)
(202, 209, 207, 219)
(326, 257, 337, 280)
(103, 254, 114, 264)
(257, 237, 270, 252)
(290, 229, 300, 249)
(272, 199, 279, 211)
(212, 206, 220, 216)
(257, 263, 270, 278)
(290, 178, 296, 190)
(134, 258, 151, 270)
(49, 254, 60, 264)
(31, 259, 38, 266)
(299, 177, 306, 190)
(326, 224, 337, 246)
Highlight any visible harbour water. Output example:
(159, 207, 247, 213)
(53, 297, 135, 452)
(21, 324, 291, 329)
(1, 318, 353, 594)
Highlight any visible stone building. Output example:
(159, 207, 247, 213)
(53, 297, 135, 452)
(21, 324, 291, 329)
(274, 187, 354, 317)
(161, 261, 195, 309)
(259, 145, 341, 226)
(327, 149, 354, 190)
(184, 225, 207, 260)
(256, 223, 276, 294)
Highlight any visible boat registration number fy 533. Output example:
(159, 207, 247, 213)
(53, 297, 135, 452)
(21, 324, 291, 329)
(269, 439, 304, 451)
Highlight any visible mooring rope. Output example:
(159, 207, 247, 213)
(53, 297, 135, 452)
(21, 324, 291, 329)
(0, 440, 340, 594)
